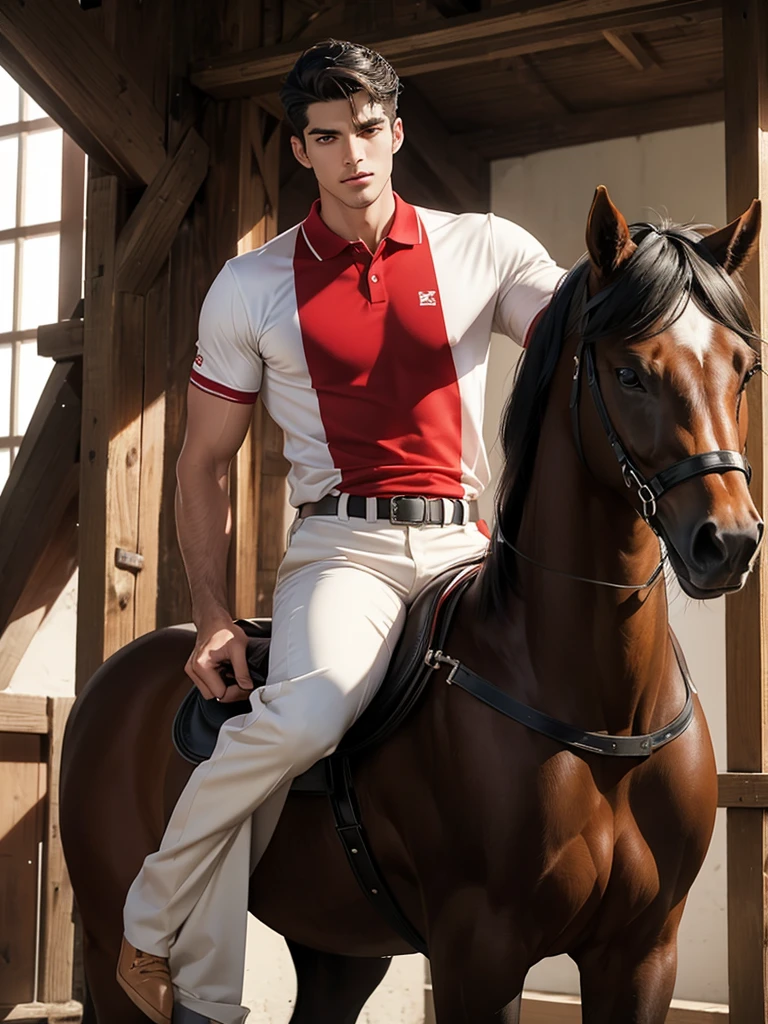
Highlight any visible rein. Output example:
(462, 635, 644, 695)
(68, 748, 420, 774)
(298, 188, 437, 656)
(497, 524, 667, 592)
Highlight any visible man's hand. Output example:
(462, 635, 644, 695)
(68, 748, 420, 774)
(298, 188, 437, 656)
(186, 620, 254, 703)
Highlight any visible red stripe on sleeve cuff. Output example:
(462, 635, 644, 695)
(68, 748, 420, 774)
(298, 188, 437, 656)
(189, 369, 258, 404)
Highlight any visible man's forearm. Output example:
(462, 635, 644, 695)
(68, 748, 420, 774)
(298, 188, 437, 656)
(175, 461, 233, 628)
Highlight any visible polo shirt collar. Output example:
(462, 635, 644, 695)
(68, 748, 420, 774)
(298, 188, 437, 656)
(300, 192, 422, 261)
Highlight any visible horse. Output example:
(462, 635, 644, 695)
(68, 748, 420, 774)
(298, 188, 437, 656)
(60, 185, 764, 1024)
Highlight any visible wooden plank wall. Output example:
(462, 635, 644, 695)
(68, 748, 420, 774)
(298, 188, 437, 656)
(76, 0, 289, 679)
(0, 731, 45, 1006)
(0, 694, 74, 1012)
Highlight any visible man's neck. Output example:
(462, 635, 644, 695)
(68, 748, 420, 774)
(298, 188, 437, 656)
(316, 182, 396, 253)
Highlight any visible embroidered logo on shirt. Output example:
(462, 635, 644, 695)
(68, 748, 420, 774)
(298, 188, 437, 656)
(194, 354, 204, 366)
(419, 290, 437, 306)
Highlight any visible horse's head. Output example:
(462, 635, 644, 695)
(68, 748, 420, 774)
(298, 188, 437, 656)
(580, 186, 763, 599)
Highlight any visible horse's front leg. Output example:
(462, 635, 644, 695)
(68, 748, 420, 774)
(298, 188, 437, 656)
(428, 936, 526, 1024)
(576, 916, 681, 1024)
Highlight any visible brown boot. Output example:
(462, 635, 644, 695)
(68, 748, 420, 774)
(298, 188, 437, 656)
(116, 935, 173, 1024)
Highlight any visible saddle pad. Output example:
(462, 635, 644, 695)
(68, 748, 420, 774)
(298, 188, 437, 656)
(171, 559, 482, 770)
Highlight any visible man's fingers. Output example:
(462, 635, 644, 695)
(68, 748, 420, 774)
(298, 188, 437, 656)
(185, 660, 215, 700)
(218, 684, 253, 704)
(228, 640, 253, 690)
(193, 658, 227, 699)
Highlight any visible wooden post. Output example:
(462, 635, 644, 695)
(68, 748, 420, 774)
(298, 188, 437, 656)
(723, 3, 768, 1021)
(38, 697, 75, 1004)
(229, 101, 287, 618)
(76, 172, 144, 689)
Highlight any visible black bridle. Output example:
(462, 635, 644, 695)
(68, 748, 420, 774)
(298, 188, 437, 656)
(570, 278, 752, 526)
(436, 269, 754, 762)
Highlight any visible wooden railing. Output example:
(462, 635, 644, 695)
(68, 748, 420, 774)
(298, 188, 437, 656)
(0, 693, 80, 1023)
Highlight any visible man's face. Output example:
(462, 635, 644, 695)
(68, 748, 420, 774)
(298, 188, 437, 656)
(290, 91, 404, 209)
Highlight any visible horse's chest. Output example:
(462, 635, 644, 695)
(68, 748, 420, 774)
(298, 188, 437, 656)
(536, 792, 671, 931)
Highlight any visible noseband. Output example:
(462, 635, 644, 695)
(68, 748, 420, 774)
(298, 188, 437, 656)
(569, 276, 752, 526)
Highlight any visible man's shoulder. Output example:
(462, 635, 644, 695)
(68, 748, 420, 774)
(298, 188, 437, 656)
(225, 223, 301, 279)
(415, 204, 491, 239)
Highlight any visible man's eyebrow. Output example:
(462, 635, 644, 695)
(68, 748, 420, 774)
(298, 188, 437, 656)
(307, 117, 386, 136)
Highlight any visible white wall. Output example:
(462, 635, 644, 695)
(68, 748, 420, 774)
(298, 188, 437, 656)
(488, 121, 729, 1004)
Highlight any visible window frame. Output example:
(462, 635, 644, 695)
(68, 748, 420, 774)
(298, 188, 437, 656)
(0, 84, 85, 471)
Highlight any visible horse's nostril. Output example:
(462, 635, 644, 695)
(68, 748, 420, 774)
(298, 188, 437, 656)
(691, 520, 727, 572)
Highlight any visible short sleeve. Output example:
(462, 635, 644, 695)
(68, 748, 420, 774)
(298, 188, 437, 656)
(189, 262, 262, 404)
(489, 214, 566, 347)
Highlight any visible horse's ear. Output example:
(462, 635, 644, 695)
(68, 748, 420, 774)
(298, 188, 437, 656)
(586, 185, 637, 280)
(700, 199, 761, 275)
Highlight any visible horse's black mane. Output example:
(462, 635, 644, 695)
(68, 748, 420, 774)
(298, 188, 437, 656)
(480, 221, 762, 615)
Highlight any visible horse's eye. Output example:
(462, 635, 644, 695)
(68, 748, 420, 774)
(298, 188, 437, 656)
(616, 367, 644, 390)
(742, 362, 762, 389)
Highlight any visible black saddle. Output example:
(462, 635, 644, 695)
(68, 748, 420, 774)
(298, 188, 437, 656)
(172, 557, 483, 786)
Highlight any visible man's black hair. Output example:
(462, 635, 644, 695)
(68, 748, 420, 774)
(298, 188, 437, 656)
(279, 39, 401, 139)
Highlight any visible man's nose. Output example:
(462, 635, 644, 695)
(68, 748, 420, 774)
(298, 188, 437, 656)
(343, 137, 364, 164)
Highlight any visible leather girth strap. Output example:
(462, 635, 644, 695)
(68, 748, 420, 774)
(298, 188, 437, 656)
(326, 564, 475, 957)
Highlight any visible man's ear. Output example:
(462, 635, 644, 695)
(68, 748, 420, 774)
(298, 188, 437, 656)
(290, 133, 312, 170)
(392, 117, 404, 155)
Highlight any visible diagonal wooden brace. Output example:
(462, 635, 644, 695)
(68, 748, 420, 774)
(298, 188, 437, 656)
(115, 127, 210, 295)
(0, 0, 166, 184)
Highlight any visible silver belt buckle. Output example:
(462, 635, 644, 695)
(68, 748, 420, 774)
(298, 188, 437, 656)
(390, 495, 427, 525)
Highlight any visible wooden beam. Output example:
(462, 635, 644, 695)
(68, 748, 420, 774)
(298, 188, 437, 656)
(0, 495, 78, 692)
(39, 697, 75, 1004)
(719, 772, 768, 808)
(602, 29, 659, 71)
(505, 53, 571, 114)
(0, 0, 165, 185)
(430, 0, 482, 16)
(229, 101, 287, 618)
(0, 693, 48, 734)
(76, 173, 147, 689)
(59, 134, 86, 322)
(723, 3, 768, 1022)
(37, 320, 84, 361)
(0, 362, 80, 637)
(399, 84, 488, 211)
(115, 128, 210, 295)
(0, 1003, 82, 1022)
(459, 90, 724, 159)
(190, 0, 720, 97)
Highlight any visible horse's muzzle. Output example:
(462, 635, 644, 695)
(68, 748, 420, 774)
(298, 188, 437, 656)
(677, 516, 764, 596)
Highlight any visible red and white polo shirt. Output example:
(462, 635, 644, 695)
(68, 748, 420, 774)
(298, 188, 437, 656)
(190, 194, 563, 507)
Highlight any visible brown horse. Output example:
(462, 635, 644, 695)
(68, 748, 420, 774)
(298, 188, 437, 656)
(61, 187, 764, 1024)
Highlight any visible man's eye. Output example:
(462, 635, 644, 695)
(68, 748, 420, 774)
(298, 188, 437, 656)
(616, 367, 644, 390)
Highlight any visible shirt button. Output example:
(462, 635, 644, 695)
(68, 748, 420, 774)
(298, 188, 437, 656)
(371, 274, 378, 283)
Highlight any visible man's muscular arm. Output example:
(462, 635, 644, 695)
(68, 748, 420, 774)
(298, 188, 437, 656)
(176, 384, 255, 702)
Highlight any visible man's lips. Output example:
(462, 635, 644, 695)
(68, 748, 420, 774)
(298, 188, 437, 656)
(342, 172, 373, 183)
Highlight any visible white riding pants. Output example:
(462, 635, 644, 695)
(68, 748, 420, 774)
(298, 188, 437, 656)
(123, 511, 488, 1024)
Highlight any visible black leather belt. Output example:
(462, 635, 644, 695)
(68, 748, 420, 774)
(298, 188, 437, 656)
(298, 494, 478, 526)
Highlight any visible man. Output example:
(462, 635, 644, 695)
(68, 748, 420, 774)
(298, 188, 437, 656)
(117, 38, 564, 1024)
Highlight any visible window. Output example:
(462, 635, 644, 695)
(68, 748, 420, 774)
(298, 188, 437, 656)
(0, 65, 84, 491)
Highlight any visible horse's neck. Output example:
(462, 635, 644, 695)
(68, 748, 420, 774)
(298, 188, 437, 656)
(508, 340, 673, 735)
